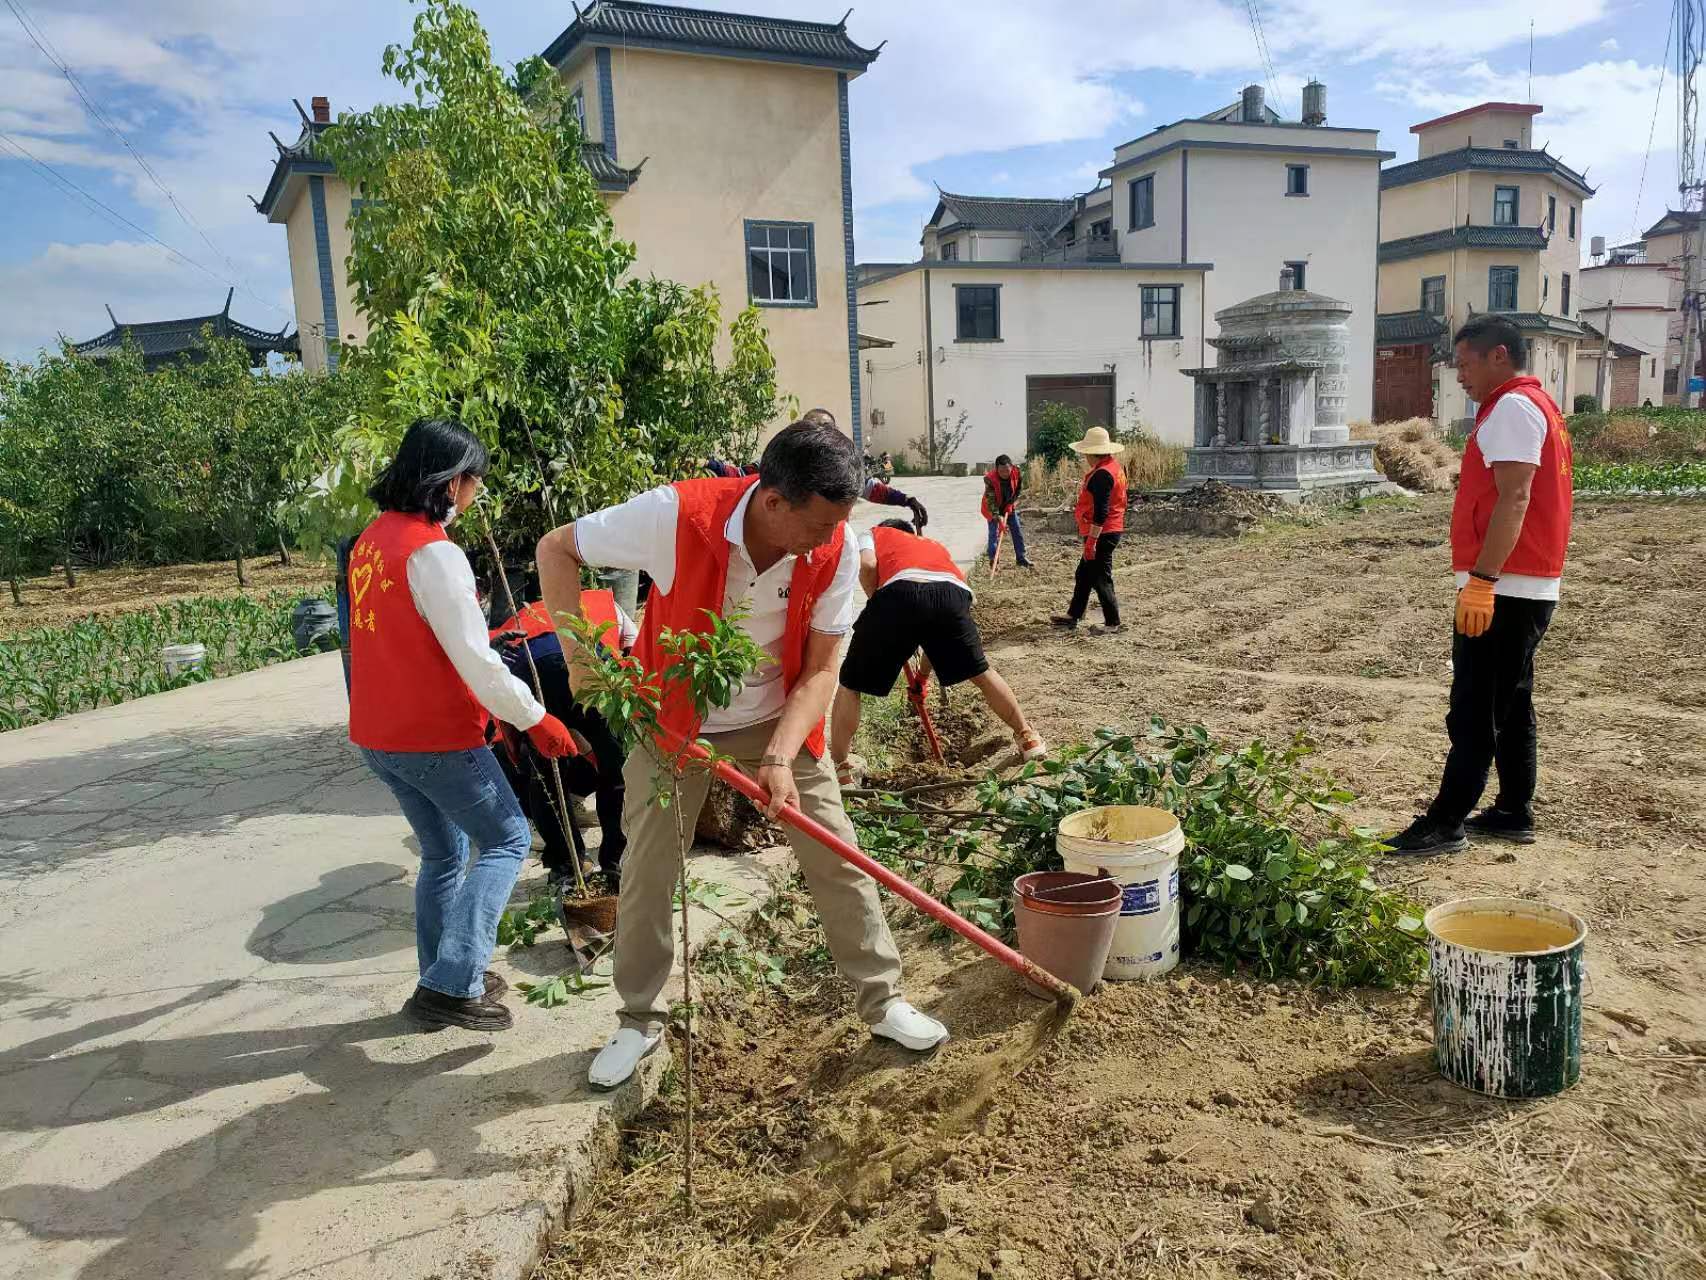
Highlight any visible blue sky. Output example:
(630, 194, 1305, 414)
(0, 0, 1684, 362)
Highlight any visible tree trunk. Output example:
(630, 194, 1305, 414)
(235, 551, 248, 588)
(276, 525, 292, 567)
(8, 574, 20, 606)
(62, 546, 77, 588)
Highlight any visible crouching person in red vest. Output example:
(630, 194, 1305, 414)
(538, 419, 949, 1089)
(348, 420, 582, 1032)
(1385, 315, 1573, 857)
(830, 518, 1046, 785)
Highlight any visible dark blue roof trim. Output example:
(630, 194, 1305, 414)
(1378, 225, 1549, 262)
(1381, 147, 1594, 197)
(1102, 137, 1393, 180)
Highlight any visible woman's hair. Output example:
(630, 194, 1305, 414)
(367, 418, 489, 522)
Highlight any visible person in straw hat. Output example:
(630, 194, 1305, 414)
(1050, 425, 1127, 634)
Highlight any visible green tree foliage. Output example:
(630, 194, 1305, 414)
(1029, 400, 1090, 468)
(318, 0, 786, 558)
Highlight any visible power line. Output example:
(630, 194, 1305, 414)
(1243, 0, 1286, 116)
(2, 0, 286, 318)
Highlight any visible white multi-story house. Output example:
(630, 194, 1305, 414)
(855, 83, 1385, 463)
(1579, 211, 1701, 404)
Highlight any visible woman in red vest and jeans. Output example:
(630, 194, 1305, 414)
(1052, 426, 1127, 632)
(1386, 316, 1573, 857)
(348, 419, 581, 1031)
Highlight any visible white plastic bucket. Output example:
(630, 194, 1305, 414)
(1056, 805, 1185, 980)
(162, 642, 206, 680)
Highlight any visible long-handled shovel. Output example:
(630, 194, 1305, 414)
(904, 661, 945, 763)
(988, 511, 1007, 578)
(685, 742, 1079, 1012)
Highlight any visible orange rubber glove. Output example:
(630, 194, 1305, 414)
(525, 713, 582, 759)
(1455, 576, 1496, 638)
(1082, 536, 1097, 561)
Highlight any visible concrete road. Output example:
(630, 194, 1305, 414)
(0, 476, 985, 1280)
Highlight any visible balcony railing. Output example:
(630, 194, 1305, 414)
(1021, 230, 1120, 263)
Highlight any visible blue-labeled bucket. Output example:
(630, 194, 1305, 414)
(1056, 805, 1184, 980)
(1426, 896, 1587, 1099)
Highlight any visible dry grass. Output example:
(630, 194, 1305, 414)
(1351, 417, 1459, 493)
(1023, 433, 1187, 505)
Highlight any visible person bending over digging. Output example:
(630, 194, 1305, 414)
(347, 418, 582, 1033)
(537, 418, 949, 1090)
(801, 406, 931, 531)
(1385, 314, 1573, 857)
(831, 518, 1047, 786)
(981, 453, 1033, 568)
(1051, 426, 1127, 633)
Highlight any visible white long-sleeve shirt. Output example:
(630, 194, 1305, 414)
(405, 540, 546, 730)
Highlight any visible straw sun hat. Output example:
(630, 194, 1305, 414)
(1068, 426, 1126, 456)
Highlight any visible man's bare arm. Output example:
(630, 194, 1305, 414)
(1474, 462, 1537, 578)
(536, 524, 590, 692)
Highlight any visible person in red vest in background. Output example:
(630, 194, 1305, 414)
(801, 406, 932, 531)
(981, 453, 1033, 568)
(347, 419, 582, 1033)
(537, 419, 948, 1090)
(1386, 315, 1573, 857)
(1051, 426, 1127, 633)
(830, 517, 1046, 786)
(488, 586, 637, 889)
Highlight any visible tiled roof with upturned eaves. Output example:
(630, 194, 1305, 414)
(1381, 146, 1593, 196)
(1375, 310, 1448, 345)
(1378, 225, 1549, 262)
(70, 294, 295, 369)
(928, 191, 1076, 237)
(542, 1, 880, 72)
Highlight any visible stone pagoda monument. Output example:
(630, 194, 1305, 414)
(1182, 269, 1379, 492)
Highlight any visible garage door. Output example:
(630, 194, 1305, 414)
(1026, 374, 1115, 454)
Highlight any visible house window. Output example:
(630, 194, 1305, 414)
(1503, 139, 1519, 149)
(1286, 164, 1309, 196)
(1090, 218, 1112, 240)
(1141, 285, 1181, 338)
(1561, 271, 1571, 317)
(1548, 195, 1557, 234)
(569, 87, 587, 136)
(1129, 175, 1154, 230)
(939, 239, 959, 261)
(1569, 206, 1577, 240)
(1494, 186, 1520, 226)
(1421, 275, 1446, 316)
(745, 221, 816, 306)
(1284, 260, 1307, 290)
(954, 284, 1000, 341)
(1489, 266, 1519, 311)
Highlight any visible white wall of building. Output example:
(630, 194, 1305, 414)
(856, 264, 1207, 463)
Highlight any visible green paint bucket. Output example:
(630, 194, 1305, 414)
(1425, 896, 1587, 1099)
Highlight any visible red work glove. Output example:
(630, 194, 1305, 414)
(1455, 576, 1496, 638)
(525, 713, 582, 759)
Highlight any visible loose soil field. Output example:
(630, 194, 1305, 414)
(539, 493, 1706, 1280)
(2, 558, 334, 637)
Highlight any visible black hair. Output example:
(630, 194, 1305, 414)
(802, 407, 837, 428)
(1453, 314, 1527, 370)
(758, 419, 860, 506)
(367, 418, 488, 522)
(877, 517, 916, 535)
(995, 453, 1012, 466)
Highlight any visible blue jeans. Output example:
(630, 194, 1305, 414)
(986, 513, 1027, 564)
(357, 745, 532, 1000)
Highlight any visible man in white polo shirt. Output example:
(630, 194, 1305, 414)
(1386, 314, 1573, 857)
(536, 420, 948, 1089)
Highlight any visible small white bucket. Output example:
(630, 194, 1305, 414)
(1056, 805, 1185, 980)
(162, 642, 206, 680)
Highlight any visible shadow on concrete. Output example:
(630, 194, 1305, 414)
(245, 863, 418, 966)
(0, 983, 604, 1278)
(1, 724, 396, 884)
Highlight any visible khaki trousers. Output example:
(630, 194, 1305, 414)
(612, 718, 903, 1035)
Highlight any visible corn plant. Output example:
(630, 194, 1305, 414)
(0, 588, 332, 732)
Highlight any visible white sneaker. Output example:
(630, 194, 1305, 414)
(870, 999, 949, 1051)
(588, 1027, 662, 1090)
(1018, 731, 1048, 762)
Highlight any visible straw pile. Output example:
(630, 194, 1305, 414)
(1351, 418, 1459, 492)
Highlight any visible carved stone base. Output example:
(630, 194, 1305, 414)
(1182, 442, 1380, 491)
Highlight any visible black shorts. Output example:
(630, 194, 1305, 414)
(840, 579, 987, 696)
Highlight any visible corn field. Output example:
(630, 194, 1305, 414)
(0, 589, 332, 732)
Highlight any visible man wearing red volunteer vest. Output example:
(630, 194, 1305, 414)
(1051, 426, 1128, 633)
(538, 420, 948, 1088)
(831, 518, 1046, 784)
(1386, 314, 1574, 857)
(981, 454, 1033, 568)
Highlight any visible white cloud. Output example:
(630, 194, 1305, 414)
(1601, 37, 1620, 52)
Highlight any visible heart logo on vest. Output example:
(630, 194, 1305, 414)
(351, 563, 374, 605)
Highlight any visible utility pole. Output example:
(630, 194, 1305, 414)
(1680, 206, 1702, 407)
(1595, 303, 1614, 408)
(1676, 0, 1704, 405)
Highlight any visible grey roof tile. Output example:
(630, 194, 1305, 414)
(543, 1, 879, 71)
(1381, 146, 1593, 195)
(1375, 310, 1448, 344)
(1378, 225, 1549, 262)
(930, 191, 1076, 236)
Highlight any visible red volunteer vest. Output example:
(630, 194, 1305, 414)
(634, 477, 845, 759)
(870, 525, 967, 591)
(1451, 376, 1573, 579)
(1074, 456, 1128, 536)
(347, 511, 488, 752)
(980, 468, 1022, 519)
(492, 589, 618, 648)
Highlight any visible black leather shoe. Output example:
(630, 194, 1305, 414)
(405, 985, 514, 1031)
(482, 970, 508, 999)
(1465, 807, 1536, 844)
(1383, 816, 1469, 858)
(1050, 615, 1079, 629)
